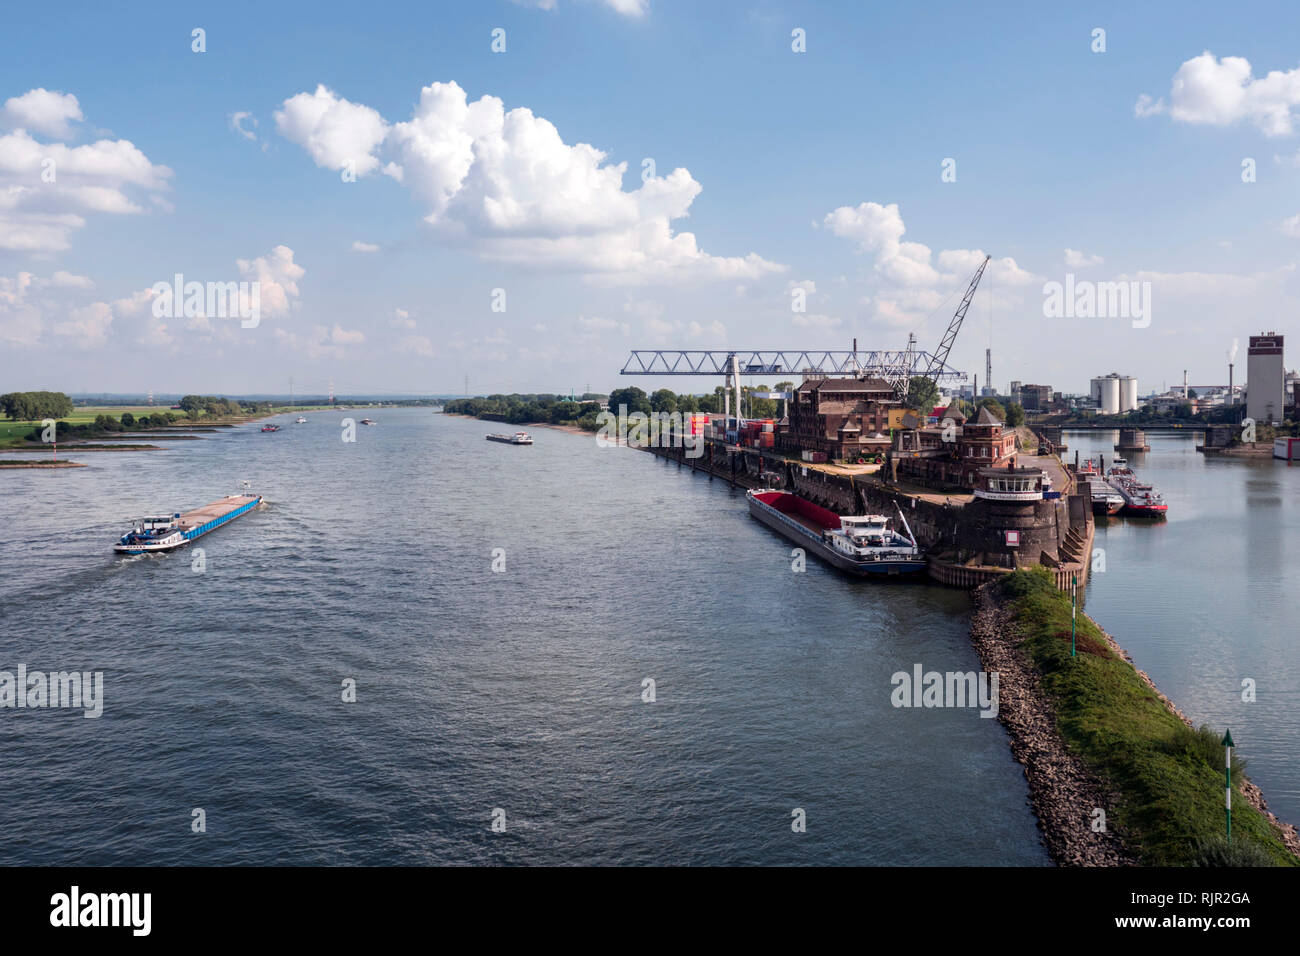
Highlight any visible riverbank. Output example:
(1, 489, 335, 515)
(0, 460, 86, 469)
(441, 411, 592, 438)
(975, 569, 1299, 866)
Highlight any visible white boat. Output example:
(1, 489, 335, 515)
(295, 416, 307, 424)
(746, 490, 926, 575)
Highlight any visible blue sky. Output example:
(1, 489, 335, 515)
(3, 0, 1299, 397)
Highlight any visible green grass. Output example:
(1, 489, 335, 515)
(998, 567, 1296, 866)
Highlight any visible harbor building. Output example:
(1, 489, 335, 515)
(891, 406, 1018, 490)
(1090, 373, 1138, 414)
(1018, 384, 1053, 411)
(1247, 333, 1285, 424)
(780, 375, 899, 460)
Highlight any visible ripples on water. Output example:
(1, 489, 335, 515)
(3, 410, 1053, 865)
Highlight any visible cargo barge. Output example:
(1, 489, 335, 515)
(486, 432, 533, 445)
(114, 488, 263, 554)
(746, 489, 926, 576)
(1106, 457, 1168, 516)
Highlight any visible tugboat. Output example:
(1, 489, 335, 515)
(1106, 457, 1168, 515)
(486, 431, 534, 445)
(746, 488, 926, 576)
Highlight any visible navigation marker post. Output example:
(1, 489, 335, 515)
(1071, 573, 1077, 658)
(1222, 728, 1234, 842)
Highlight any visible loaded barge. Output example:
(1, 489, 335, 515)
(114, 487, 263, 554)
(746, 488, 926, 576)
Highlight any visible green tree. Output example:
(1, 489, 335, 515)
(1004, 402, 1026, 427)
(976, 397, 1006, 421)
(0, 390, 74, 420)
(650, 388, 679, 414)
(120, 412, 136, 428)
(607, 386, 651, 415)
(905, 376, 940, 412)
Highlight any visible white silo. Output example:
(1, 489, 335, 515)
(1119, 376, 1138, 412)
(1091, 374, 1121, 414)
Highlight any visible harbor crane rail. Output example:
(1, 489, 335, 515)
(620, 349, 964, 381)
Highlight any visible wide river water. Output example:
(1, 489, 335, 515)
(0, 411, 1293, 864)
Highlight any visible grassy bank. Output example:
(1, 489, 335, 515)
(998, 567, 1296, 866)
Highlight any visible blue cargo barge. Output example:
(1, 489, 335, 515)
(114, 491, 262, 554)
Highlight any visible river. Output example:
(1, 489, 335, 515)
(0, 409, 1051, 865)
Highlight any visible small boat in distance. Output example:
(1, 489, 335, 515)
(261, 424, 281, 432)
(295, 416, 307, 424)
(486, 432, 534, 445)
(360, 418, 376, 426)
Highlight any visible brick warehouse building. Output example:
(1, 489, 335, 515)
(780, 376, 899, 460)
(890, 406, 1018, 489)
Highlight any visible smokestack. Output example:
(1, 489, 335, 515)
(1183, 369, 1188, 399)
(1228, 363, 1234, 405)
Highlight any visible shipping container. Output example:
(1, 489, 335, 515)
(1274, 437, 1300, 460)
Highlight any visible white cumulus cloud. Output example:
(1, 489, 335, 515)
(0, 91, 172, 252)
(1137, 52, 1300, 137)
(1065, 248, 1104, 268)
(2, 89, 83, 139)
(276, 80, 781, 283)
(823, 201, 1038, 326)
(236, 245, 304, 319)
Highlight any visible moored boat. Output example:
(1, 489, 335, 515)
(746, 489, 926, 576)
(1089, 481, 1125, 515)
(1106, 457, 1168, 515)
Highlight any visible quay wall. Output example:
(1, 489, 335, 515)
(647, 440, 1092, 591)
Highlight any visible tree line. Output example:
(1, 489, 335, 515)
(0, 391, 74, 420)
